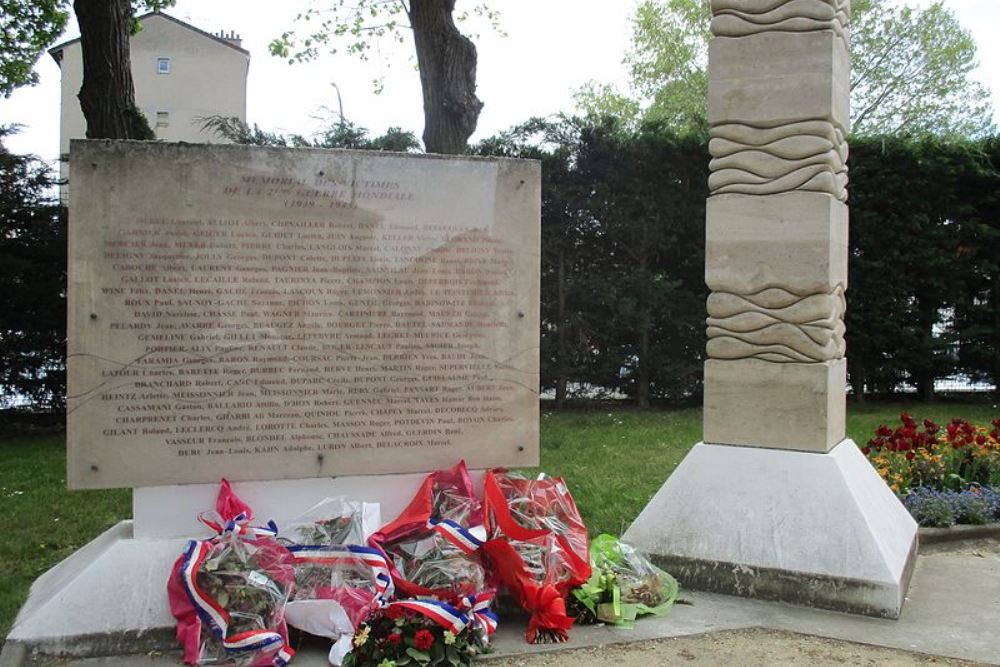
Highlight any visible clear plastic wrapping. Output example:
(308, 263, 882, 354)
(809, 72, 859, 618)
(278, 497, 379, 549)
(369, 460, 488, 602)
(572, 534, 678, 627)
(482, 470, 591, 643)
(385, 530, 487, 598)
(172, 530, 296, 666)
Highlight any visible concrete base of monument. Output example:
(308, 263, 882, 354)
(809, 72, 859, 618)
(0, 471, 461, 666)
(622, 440, 918, 619)
(0, 521, 180, 666)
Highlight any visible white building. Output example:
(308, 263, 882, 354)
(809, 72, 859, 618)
(50, 11, 249, 180)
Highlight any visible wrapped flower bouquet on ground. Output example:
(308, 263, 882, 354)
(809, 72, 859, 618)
(277, 498, 388, 664)
(570, 534, 678, 628)
(278, 497, 380, 549)
(343, 595, 496, 667)
(168, 481, 297, 666)
(481, 470, 591, 644)
(369, 461, 489, 602)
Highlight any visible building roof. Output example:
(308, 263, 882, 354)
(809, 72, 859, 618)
(49, 11, 250, 65)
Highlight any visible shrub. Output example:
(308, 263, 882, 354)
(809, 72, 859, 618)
(903, 488, 956, 527)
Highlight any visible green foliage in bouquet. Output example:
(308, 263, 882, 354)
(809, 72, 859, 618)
(197, 541, 287, 636)
(294, 515, 363, 546)
(570, 534, 678, 628)
(343, 606, 490, 667)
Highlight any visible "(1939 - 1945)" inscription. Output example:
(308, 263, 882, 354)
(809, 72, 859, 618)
(67, 142, 540, 489)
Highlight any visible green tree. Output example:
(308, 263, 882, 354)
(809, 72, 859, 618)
(578, 0, 994, 137)
(847, 135, 982, 398)
(0, 128, 66, 408)
(201, 114, 421, 152)
(271, 1, 500, 154)
(0, 0, 69, 97)
(851, 0, 992, 136)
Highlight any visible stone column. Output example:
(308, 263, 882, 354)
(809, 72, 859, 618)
(624, 0, 918, 618)
(703, 0, 849, 452)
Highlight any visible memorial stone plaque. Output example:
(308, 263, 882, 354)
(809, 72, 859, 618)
(67, 141, 540, 489)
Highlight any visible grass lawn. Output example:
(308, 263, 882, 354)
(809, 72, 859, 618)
(1, 400, 997, 640)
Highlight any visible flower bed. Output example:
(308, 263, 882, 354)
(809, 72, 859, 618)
(863, 412, 1000, 527)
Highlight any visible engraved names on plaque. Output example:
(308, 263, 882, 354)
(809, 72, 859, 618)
(67, 141, 540, 489)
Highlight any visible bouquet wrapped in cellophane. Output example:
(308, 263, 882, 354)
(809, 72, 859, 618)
(278, 497, 380, 550)
(168, 481, 296, 667)
(276, 498, 388, 665)
(482, 470, 591, 644)
(569, 534, 678, 628)
(369, 460, 489, 602)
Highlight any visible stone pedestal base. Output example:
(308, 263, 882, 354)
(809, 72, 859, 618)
(1, 471, 459, 665)
(623, 440, 918, 618)
(1, 521, 180, 666)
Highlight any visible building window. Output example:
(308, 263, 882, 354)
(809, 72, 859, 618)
(156, 112, 169, 128)
(157, 57, 171, 74)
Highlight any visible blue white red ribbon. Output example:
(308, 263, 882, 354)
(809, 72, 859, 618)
(427, 518, 484, 555)
(286, 544, 394, 604)
(386, 599, 471, 635)
(198, 511, 278, 538)
(179, 539, 293, 664)
(461, 592, 498, 636)
(385, 593, 499, 637)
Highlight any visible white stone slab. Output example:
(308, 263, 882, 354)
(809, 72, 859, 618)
(67, 141, 541, 489)
(132, 471, 485, 539)
(624, 440, 918, 617)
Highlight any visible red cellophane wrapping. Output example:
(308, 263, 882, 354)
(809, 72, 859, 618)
(368, 460, 488, 602)
(167, 480, 297, 666)
(482, 470, 591, 644)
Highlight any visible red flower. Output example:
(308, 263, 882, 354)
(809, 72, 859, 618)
(906, 451, 915, 461)
(861, 446, 871, 456)
(413, 629, 435, 651)
(876, 425, 893, 438)
(386, 633, 402, 645)
(386, 606, 405, 620)
(976, 435, 987, 446)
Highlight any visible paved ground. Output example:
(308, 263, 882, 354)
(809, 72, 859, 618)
(36, 539, 1000, 666)
(488, 629, 984, 667)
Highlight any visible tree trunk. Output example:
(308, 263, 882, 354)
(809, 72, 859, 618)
(409, 0, 483, 154)
(992, 270, 1000, 402)
(914, 295, 936, 401)
(74, 0, 147, 140)
(636, 254, 650, 409)
(637, 326, 651, 408)
(555, 248, 568, 406)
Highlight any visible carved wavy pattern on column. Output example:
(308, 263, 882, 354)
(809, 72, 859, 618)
(710, 0, 849, 43)
(706, 285, 846, 363)
(709, 120, 848, 201)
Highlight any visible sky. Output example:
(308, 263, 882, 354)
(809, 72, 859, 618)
(1, 0, 999, 161)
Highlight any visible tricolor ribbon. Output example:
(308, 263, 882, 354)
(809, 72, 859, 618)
(385, 593, 499, 638)
(286, 544, 395, 604)
(198, 511, 278, 538)
(460, 592, 499, 637)
(179, 540, 294, 663)
(427, 518, 484, 555)
(385, 599, 471, 635)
